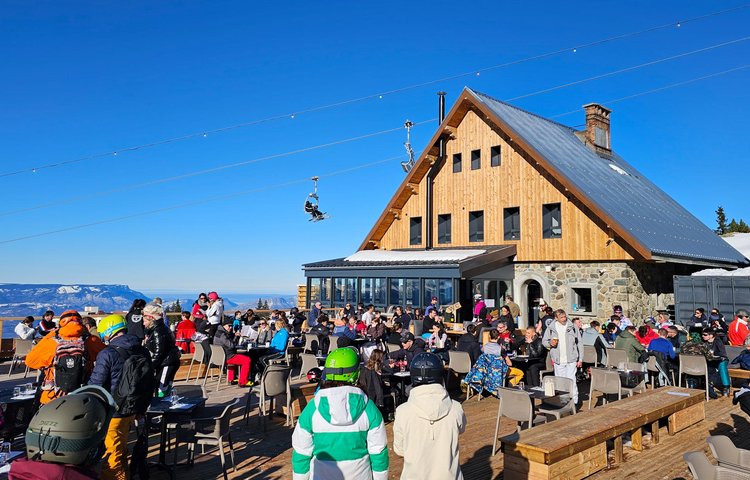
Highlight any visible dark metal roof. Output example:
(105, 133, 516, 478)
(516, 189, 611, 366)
(469, 88, 749, 267)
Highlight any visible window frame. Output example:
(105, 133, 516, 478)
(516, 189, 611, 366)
(542, 203, 562, 239)
(452, 153, 462, 173)
(437, 213, 452, 244)
(570, 284, 596, 316)
(490, 145, 502, 167)
(471, 149, 481, 170)
(503, 207, 521, 241)
(409, 216, 422, 245)
(468, 210, 484, 243)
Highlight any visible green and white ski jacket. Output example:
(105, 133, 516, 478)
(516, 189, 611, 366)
(291, 385, 389, 480)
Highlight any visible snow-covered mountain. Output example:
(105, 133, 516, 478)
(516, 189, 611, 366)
(0, 284, 150, 316)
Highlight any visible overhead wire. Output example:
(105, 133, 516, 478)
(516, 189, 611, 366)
(0, 155, 405, 245)
(1, 3, 748, 179)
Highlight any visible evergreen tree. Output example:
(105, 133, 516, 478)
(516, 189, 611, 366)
(716, 206, 727, 235)
(256, 298, 264, 310)
(262, 300, 269, 310)
(739, 220, 750, 233)
(729, 219, 740, 233)
(174, 299, 182, 313)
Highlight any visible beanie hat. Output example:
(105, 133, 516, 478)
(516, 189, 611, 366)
(208, 292, 219, 301)
(143, 304, 163, 319)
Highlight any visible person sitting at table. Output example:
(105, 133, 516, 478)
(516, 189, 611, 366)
(647, 327, 677, 382)
(603, 320, 619, 344)
(175, 311, 196, 353)
(15, 315, 37, 340)
(359, 349, 394, 419)
(582, 320, 608, 365)
(427, 324, 450, 362)
(615, 325, 646, 363)
(422, 308, 441, 335)
(521, 327, 546, 387)
(389, 332, 424, 365)
(309, 314, 331, 336)
(347, 313, 366, 336)
(258, 317, 290, 375)
(386, 322, 404, 345)
(496, 321, 519, 354)
(392, 305, 411, 332)
(256, 319, 274, 345)
(37, 309, 57, 337)
(731, 337, 750, 370)
(213, 319, 253, 387)
(635, 323, 659, 347)
(332, 316, 356, 340)
(367, 314, 386, 341)
(483, 329, 503, 356)
(456, 323, 482, 365)
(463, 349, 509, 398)
(497, 305, 516, 332)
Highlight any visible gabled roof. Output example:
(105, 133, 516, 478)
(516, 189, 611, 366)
(359, 87, 748, 267)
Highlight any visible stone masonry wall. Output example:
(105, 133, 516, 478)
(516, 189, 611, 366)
(514, 261, 680, 324)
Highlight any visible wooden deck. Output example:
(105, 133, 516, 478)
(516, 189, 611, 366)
(2, 362, 748, 479)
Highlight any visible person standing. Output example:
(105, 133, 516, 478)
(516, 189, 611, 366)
(89, 314, 153, 480)
(191, 293, 209, 326)
(292, 348, 388, 479)
(424, 296, 440, 317)
(472, 294, 487, 323)
(361, 304, 376, 327)
(142, 304, 181, 397)
(393, 352, 466, 480)
(541, 309, 583, 404)
(125, 299, 147, 342)
(505, 295, 521, 325)
(204, 291, 224, 339)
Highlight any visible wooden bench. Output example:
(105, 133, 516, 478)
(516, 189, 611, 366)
(501, 388, 705, 480)
(729, 368, 750, 388)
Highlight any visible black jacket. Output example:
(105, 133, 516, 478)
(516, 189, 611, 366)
(213, 327, 238, 359)
(524, 337, 546, 361)
(456, 333, 483, 365)
(126, 308, 145, 341)
(388, 341, 425, 364)
(359, 366, 390, 407)
(144, 321, 180, 368)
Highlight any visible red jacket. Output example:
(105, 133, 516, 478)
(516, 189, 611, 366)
(635, 328, 659, 347)
(10, 458, 98, 479)
(728, 318, 750, 346)
(175, 319, 196, 353)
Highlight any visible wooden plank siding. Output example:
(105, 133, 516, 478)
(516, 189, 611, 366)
(377, 109, 636, 262)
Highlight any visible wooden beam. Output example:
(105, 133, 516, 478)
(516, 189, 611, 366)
(651, 420, 660, 445)
(442, 125, 457, 139)
(389, 208, 401, 220)
(613, 436, 623, 464)
(631, 427, 642, 451)
(406, 182, 419, 195)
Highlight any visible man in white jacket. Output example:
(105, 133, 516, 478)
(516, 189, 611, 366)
(393, 352, 466, 480)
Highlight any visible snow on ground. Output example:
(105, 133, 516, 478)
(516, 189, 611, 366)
(693, 233, 750, 276)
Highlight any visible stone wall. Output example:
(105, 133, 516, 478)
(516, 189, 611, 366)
(513, 261, 689, 325)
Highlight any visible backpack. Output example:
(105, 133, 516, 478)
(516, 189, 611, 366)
(112, 346, 155, 416)
(52, 333, 89, 394)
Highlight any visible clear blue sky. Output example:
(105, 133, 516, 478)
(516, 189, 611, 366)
(1, 1, 748, 294)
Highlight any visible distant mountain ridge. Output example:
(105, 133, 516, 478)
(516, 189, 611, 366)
(0, 283, 150, 316)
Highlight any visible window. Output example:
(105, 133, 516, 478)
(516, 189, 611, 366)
(491, 145, 502, 167)
(542, 203, 562, 239)
(452, 153, 462, 173)
(504, 207, 520, 240)
(360, 278, 387, 306)
(469, 210, 484, 242)
(571, 287, 594, 313)
(333, 278, 357, 307)
(409, 217, 422, 245)
(423, 279, 454, 307)
(437, 214, 451, 244)
(471, 149, 481, 170)
(309, 277, 331, 305)
(390, 278, 420, 307)
(595, 127, 609, 149)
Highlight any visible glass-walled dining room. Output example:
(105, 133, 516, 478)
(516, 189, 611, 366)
(307, 276, 455, 310)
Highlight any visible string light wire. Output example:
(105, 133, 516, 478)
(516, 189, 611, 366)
(1, 3, 748, 178)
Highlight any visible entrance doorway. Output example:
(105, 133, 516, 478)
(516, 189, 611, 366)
(525, 280, 542, 328)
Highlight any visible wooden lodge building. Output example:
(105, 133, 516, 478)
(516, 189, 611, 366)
(303, 88, 748, 325)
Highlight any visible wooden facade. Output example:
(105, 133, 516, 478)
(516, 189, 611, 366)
(370, 106, 637, 263)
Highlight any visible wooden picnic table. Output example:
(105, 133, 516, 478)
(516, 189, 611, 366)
(501, 387, 705, 480)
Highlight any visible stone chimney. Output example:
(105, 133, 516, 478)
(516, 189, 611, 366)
(582, 103, 611, 156)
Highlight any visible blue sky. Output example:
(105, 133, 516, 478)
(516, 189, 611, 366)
(1, 1, 748, 294)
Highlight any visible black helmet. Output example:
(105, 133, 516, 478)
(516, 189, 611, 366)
(410, 352, 444, 387)
(26, 385, 116, 466)
(306, 367, 323, 383)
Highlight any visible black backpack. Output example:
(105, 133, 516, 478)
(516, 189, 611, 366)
(52, 332, 89, 394)
(113, 346, 155, 416)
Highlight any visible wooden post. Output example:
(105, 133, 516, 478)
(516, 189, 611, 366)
(631, 427, 642, 451)
(651, 420, 660, 445)
(613, 436, 623, 464)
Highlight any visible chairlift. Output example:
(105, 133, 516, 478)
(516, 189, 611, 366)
(304, 176, 329, 222)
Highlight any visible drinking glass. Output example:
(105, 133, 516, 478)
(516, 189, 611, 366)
(24, 383, 33, 394)
(170, 392, 180, 407)
(518, 381, 525, 391)
(13, 387, 21, 397)
(0, 442, 10, 465)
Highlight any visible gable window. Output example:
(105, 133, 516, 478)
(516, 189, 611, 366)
(471, 149, 481, 170)
(409, 217, 422, 245)
(491, 145, 501, 167)
(469, 210, 484, 242)
(503, 207, 520, 240)
(452, 153, 462, 173)
(437, 214, 451, 244)
(542, 203, 562, 239)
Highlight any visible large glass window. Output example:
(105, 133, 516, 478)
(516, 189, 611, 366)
(360, 278, 387, 306)
(437, 214, 451, 244)
(504, 207, 521, 240)
(309, 277, 332, 305)
(333, 278, 357, 307)
(423, 278, 454, 308)
(469, 210, 484, 242)
(410, 217, 422, 245)
(542, 203, 562, 239)
(389, 278, 421, 307)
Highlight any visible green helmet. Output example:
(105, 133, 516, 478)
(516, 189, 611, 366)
(324, 347, 360, 384)
(26, 385, 116, 466)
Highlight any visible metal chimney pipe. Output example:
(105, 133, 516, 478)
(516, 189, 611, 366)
(427, 92, 447, 251)
(438, 91, 446, 124)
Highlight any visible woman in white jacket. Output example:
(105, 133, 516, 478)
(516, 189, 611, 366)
(393, 352, 466, 479)
(204, 291, 224, 339)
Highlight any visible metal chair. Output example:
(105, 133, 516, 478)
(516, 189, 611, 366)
(679, 354, 710, 402)
(174, 398, 241, 480)
(327, 336, 340, 355)
(447, 351, 472, 398)
(707, 435, 750, 474)
(684, 450, 750, 480)
(538, 376, 576, 420)
(297, 353, 318, 380)
(386, 343, 401, 355)
(582, 345, 598, 366)
(621, 361, 647, 397)
(588, 368, 622, 409)
(243, 364, 293, 431)
(605, 348, 628, 369)
(7, 339, 33, 378)
(492, 387, 546, 456)
(304, 333, 320, 354)
(539, 354, 554, 384)
(165, 385, 208, 451)
(188, 341, 210, 383)
(203, 345, 229, 392)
